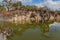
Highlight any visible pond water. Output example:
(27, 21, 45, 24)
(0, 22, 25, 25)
(0, 22, 60, 40)
(0, 18, 3, 21)
(5, 22, 60, 40)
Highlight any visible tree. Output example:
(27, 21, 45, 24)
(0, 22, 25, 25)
(2, 0, 22, 11)
(31, 5, 38, 11)
(2, 0, 12, 11)
(12, 1, 22, 10)
(0, 5, 5, 12)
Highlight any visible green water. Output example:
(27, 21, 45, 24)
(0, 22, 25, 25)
(0, 21, 60, 40)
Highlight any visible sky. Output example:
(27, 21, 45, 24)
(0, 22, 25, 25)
(0, 0, 60, 5)
(0, 0, 60, 11)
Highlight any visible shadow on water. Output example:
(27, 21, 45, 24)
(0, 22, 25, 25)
(0, 21, 60, 40)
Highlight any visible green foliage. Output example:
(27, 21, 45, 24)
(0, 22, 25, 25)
(0, 5, 5, 12)
(12, 1, 22, 10)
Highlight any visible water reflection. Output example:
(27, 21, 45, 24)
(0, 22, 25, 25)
(5, 22, 50, 40)
(48, 22, 60, 40)
(40, 23, 49, 35)
(0, 21, 60, 40)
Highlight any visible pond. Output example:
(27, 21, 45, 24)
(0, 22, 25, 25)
(0, 21, 60, 40)
(0, 18, 3, 21)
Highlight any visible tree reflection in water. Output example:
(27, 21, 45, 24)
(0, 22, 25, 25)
(0, 21, 54, 40)
(39, 23, 50, 37)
